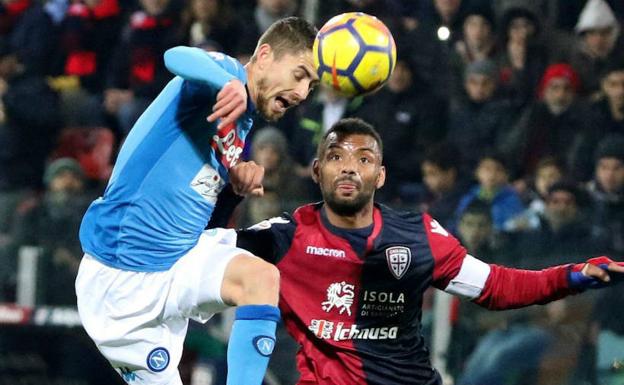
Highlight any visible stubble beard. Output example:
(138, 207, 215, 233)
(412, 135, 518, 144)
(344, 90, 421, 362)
(255, 77, 279, 122)
(323, 186, 373, 217)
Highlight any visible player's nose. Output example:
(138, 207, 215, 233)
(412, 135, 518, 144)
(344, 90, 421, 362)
(340, 159, 357, 175)
(293, 81, 311, 102)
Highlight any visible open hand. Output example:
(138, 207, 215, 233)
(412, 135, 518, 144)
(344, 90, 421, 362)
(229, 161, 264, 197)
(207, 79, 247, 130)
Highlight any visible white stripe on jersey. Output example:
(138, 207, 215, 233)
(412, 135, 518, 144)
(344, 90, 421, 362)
(443, 254, 491, 299)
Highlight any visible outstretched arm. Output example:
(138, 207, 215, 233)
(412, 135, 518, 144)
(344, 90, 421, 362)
(474, 256, 624, 310)
(424, 213, 624, 310)
(164, 46, 236, 88)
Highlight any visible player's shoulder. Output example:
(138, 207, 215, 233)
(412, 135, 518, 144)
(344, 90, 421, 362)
(292, 202, 321, 219)
(205, 51, 246, 81)
(377, 203, 424, 227)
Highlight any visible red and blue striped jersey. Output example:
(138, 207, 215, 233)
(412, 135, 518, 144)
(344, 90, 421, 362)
(236, 203, 575, 385)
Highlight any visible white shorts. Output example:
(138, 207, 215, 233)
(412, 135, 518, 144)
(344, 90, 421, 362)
(75, 228, 252, 384)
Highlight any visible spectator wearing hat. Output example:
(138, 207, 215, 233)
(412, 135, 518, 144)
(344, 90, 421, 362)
(586, 135, 624, 258)
(447, 59, 516, 173)
(498, 63, 588, 177)
(7, 158, 93, 305)
(495, 6, 548, 110)
(449, 4, 498, 100)
(566, 0, 624, 97)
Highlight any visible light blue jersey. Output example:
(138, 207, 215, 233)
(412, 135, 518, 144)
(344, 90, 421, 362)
(80, 47, 253, 272)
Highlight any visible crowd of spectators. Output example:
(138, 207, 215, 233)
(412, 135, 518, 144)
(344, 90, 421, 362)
(0, 0, 622, 384)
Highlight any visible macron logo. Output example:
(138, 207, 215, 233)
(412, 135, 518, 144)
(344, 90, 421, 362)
(306, 246, 346, 258)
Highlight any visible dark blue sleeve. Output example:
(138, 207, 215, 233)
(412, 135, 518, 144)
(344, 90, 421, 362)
(236, 217, 296, 265)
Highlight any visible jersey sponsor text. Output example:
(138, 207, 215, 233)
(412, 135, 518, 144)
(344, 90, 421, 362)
(306, 246, 346, 258)
(309, 319, 399, 341)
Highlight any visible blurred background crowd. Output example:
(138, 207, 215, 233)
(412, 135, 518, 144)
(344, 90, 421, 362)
(0, 0, 622, 384)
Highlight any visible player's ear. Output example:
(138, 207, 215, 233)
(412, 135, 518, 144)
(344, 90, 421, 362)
(312, 159, 320, 183)
(255, 44, 273, 70)
(375, 166, 386, 189)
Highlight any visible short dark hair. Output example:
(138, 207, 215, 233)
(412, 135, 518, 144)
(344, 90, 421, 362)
(600, 60, 624, 80)
(547, 180, 588, 207)
(251, 17, 317, 62)
(535, 156, 566, 175)
(317, 118, 383, 159)
(461, 199, 492, 222)
(595, 134, 624, 163)
(478, 152, 509, 171)
(422, 142, 461, 171)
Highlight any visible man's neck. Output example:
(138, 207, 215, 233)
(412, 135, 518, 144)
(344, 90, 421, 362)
(323, 203, 374, 229)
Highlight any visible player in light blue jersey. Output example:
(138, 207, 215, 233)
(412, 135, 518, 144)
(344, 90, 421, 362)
(75, 17, 319, 385)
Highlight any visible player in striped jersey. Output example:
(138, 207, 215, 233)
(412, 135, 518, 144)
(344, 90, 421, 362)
(211, 117, 624, 385)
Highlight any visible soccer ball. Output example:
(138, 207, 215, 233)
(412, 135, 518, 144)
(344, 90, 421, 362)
(313, 12, 396, 98)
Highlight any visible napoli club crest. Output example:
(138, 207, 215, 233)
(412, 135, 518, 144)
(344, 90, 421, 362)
(386, 246, 411, 279)
(146, 347, 170, 372)
(253, 336, 276, 357)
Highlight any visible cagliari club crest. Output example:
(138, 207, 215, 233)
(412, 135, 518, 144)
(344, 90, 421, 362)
(386, 246, 411, 279)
